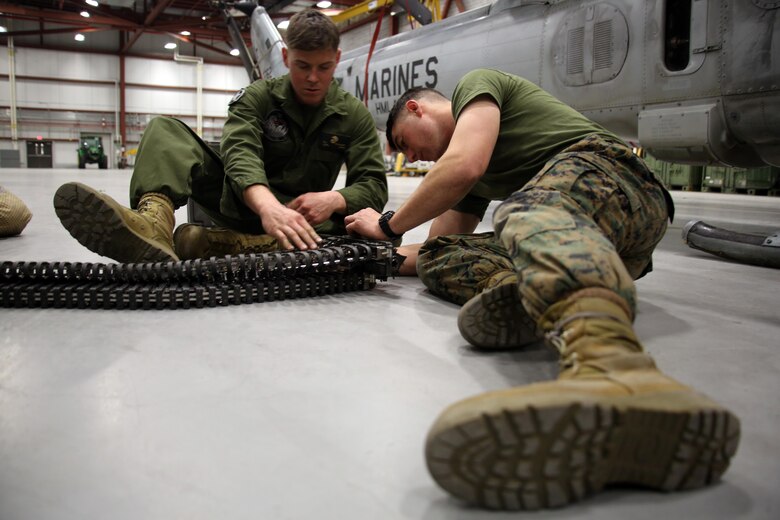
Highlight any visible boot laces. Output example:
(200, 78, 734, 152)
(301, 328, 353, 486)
(137, 199, 153, 213)
(136, 199, 161, 223)
(545, 311, 625, 373)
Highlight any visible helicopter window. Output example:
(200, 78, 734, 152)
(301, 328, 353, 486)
(664, 0, 692, 71)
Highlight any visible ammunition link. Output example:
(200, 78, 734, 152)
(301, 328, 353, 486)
(0, 236, 394, 310)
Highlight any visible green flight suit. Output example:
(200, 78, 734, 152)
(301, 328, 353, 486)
(417, 69, 673, 319)
(129, 75, 388, 235)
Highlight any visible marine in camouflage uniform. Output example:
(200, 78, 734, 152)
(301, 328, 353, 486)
(347, 69, 739, 511)
(416, 70, 672, 322)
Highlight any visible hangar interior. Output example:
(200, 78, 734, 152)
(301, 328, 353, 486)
(1, 1, 779, 519)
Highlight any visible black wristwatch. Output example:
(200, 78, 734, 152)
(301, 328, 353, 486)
(378, 210, 403, 239)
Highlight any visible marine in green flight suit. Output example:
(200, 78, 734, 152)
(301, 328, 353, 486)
(129, 75, 388, 236)
(54, 10, 388, 263)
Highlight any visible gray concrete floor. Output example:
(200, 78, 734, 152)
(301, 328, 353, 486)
(1, 167, 779, 520)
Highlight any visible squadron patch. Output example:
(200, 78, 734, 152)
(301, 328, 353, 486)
(262, 110, 290, 142)
(319, 133, 351, 152)
(228, 87, 246, 106)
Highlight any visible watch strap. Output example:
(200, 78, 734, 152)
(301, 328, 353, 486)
(378, 210, 402, 239)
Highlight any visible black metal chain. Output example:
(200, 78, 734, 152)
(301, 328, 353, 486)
(0, 236, 394, 310)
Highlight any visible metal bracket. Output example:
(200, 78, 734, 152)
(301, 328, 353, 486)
(692, 44, 723, 54)
(762, 232, 780, 248)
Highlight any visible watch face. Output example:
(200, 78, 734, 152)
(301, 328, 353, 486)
(380, 211, 394, 226)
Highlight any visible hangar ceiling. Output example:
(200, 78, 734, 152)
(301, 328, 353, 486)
(0, 1, 366, 64)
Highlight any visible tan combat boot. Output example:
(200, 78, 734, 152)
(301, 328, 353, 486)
(457, 270, 542, 349)
(54, 182, 178, 263)
(173, 223, 280, 259)
(426, 287, 740, 511)
(0, 185, 33, 237)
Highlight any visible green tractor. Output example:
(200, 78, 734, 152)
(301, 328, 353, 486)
(77, 136, 108, 169)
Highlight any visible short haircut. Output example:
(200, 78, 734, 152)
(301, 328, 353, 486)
(285, 9, 340, 52)
(385, 87, 446, 150)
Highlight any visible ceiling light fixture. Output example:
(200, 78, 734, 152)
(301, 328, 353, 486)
(85, 0, 99, 7)
(75, 33, 85, 41)
(80, 11, 90, 18)
(317, 1, 332, 8)
(230, 49, 240, 56)
(180, 30, 191, 36)
(164, 42, 177, 50)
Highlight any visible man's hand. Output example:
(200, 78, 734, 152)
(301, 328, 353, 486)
(244, 184, 321, 250)
(344, 208, 385, 239)
(287, 191, 346, 226)
(259, 204, 322, 250)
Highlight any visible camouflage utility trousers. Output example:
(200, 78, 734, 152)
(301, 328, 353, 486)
(418, 134, 673, 320)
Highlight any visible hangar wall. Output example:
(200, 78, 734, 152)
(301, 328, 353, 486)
(0, 47, 247, 168)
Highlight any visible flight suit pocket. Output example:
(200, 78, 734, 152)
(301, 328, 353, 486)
(309, 146, 344, 163)
(263, 137, 296, 161)
(312, 132, 350, 162)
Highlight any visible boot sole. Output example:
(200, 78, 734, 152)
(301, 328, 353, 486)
(425, 393, 740, 510)
(458, 283, 541, 349)
(54, 182, 177, 264)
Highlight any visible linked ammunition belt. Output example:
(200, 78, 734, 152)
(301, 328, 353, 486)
(0, 236, 393, 310)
